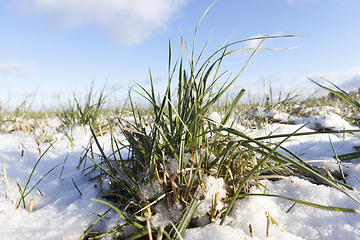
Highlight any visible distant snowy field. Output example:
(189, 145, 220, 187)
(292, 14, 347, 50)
(1, 107, 360, 240)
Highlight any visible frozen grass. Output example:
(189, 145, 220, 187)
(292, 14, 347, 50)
(76, 23, 360, 240)
(2, 13, 360, 240)
(1, 73, 360, 239)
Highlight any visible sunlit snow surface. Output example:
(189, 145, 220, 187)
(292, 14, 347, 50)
(1, 110, 360, 239)
(0, 123, 121, 239)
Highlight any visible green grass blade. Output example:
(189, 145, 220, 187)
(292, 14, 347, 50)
(309, 77, 360, 111)
(22, 162, 62, 200)
(254, 130, 360, 142)
(87, 155, 137, 197)
(221, 89, 245, 126)
(235, 193, 360, 213)
(70, 174, 82, 196)
(329, 136, 346, 184)
(174, 185, 202, 239)
(336, 152, 360, 161)
(91, 198, 144, 229)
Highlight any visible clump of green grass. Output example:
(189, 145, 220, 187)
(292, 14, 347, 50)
(56, 82, 119, 137)
(81, 18, 360, 240)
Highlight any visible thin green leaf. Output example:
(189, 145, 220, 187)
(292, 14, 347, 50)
(174, 185, 202, 239)
(70, 174, 82, 196)
(236, 193, 360, 213)
(91, 198, 144, 229)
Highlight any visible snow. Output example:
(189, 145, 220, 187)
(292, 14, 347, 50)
(184, 175, 360, 240)
(0, 124, 118, 239)
(151, 202, 182, 228)
(1, 108, 360, 239)
(195, 176, 227, 219)
(141, 180, 163, 200)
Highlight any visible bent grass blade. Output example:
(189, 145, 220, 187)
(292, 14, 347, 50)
(234, 193, 360, 213)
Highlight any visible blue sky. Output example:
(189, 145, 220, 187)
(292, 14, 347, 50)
(1, 0, 360, 110)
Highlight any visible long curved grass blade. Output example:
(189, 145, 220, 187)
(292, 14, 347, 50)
(336, 152, 360, 161)
(254, 129, 360, 141)
(309, 77, 360, 111)
(191, 0, 217, 67)
(235, 193, 360, 213)
(79, 207, 114, 240)
(202, 35, 268, 112)
(91, 198, 144, 230)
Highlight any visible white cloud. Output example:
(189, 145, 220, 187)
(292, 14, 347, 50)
(10, 0, 188, 46)
(0, 62, 35, 75)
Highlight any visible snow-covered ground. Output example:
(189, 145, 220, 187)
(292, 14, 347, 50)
(1, 108, 360, 240)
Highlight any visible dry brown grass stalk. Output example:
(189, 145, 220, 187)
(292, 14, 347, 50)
(15, 199, 19, 210)
(214, 192, 219, 216)
(35, 120, 45, 132)
(36, 138, 42, 157)
(20, 142, 26, 157)
(171, 173, 179, 202)
(1, 161, 14, 205)
(321, 165, 341, 187)
(249, 224, 254, 238)
(81, 124, 86, 135)
(133, 192, 169, 216)
(266, 213, 271, 237)
(29, 199, 34, 213)
(157, 226, 164, 240)
(146, 207, 153, 240)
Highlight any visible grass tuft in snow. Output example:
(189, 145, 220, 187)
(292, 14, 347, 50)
(1, 34, 360, 240)
(56, 81, 120, 138)
(76, 18, 360, 240)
